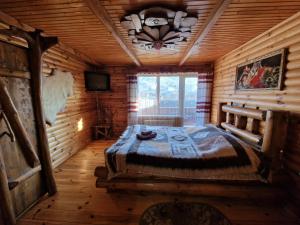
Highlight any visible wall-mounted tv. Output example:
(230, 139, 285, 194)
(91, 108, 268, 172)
(84, 71, 110, 91)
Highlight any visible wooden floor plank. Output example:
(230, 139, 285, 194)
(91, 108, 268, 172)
(17, 141, 300, 225)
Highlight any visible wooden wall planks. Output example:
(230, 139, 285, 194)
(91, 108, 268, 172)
(43, 46, 97, 168)
(96, 66, 128, 137)
(0, 34, 98, 169)
(211, 12, 300, 207)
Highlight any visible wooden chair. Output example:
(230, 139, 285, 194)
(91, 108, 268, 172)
(93, 98, 116, 139)
(92, 124, 112, 140)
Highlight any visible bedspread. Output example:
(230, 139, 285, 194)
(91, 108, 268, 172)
(105, 125, 263, 181)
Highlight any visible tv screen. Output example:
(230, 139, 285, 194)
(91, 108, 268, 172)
(84, 72, 110, 91)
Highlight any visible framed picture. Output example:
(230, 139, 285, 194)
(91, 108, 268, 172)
(235, 49, 286, 91)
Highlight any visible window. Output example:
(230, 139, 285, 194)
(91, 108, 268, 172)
(184, 77, 198, 126)
(160, 76, 179, 115)
(138, 76, 157, 115)
(137, 75, 198, 125)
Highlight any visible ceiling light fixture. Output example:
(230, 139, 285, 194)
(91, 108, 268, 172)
(121, 7, 198, 52)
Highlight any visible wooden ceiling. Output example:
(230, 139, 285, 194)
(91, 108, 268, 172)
(186, 0, 300, 64)
(0, 0, 300, 66)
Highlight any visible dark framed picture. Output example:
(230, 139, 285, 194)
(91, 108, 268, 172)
(235, 49, 286, 91)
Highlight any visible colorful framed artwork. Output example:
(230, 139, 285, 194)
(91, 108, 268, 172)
(235, 49, 286, 91)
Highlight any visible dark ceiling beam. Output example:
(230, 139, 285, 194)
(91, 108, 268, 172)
(85, 0, 141, 66)
(179, 0, 231, 66)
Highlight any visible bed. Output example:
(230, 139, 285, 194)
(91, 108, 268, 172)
(95, 102, 289, 198)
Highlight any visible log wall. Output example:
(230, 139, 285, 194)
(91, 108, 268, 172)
(0, 39, 97, 169)
(43, 47, 97, 168)
(211, 12, 300, 205)
(96, 66, 128, 137)
(0, 12, 98, 169)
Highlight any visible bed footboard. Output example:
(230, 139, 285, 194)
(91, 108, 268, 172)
(94, 166, 286, 200)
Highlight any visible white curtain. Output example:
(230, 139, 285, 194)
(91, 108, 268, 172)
(127, 74, 138, 125)
(136, 73, 184, 127)
(196, 72, 213, 126)
(127, 72, 213, 127)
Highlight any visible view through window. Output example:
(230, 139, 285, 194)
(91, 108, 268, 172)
(183, 77, 198, 126)
(138, 75, 198, 126)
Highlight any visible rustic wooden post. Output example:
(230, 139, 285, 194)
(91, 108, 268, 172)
(216, 102, 226, 126)
(27, 29, 58, 195)
(262, 110, 288, 183)
(0, 147, 16, 225)
(0, 27, 58, 195)
(234, 115, 247, 129)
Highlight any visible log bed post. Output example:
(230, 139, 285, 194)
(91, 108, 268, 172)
(27, 29, 58, 195)
(262, 110, 288, 183)
(0, 27, 58, 195)
(217, 102, 226, 126)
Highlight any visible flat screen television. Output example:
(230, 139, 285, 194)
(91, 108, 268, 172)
(84, 71, 110, 91)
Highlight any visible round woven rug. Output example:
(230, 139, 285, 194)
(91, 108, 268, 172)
(139, 202, 231, 225)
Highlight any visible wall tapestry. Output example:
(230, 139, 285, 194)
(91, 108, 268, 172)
(235, 49, 286, 91)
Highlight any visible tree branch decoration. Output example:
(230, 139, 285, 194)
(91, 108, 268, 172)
(0, 79, 39, 168)
(121, 7, 197, 52)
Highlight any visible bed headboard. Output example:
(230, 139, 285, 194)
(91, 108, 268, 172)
(217, 102, 289, 182)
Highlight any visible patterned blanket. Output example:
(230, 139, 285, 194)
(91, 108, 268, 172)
(105, 125, 263, 181)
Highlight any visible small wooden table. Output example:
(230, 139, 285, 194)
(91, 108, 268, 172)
(92, 125, 112, 140)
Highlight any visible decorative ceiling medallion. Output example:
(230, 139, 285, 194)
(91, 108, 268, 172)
(121, 7, 197, 52)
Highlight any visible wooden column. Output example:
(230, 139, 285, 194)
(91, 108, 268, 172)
(216, 102, 226, 126)
(27, 30, 58, 195)
(0, 147, 16, 225)
(262, 110, 288, 183)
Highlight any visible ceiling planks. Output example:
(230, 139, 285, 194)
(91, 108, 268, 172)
(99, 0, 219, 65)
(186, 0, 300, 64)
(179, 0, 231, 66)
(0, 9, 99, 66)
(85, 0, 141, 66)
(0, 0, 133, 65)
(0, 0, 300, 66)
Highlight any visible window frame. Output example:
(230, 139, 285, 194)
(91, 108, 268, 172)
(137, 73, 198, 118)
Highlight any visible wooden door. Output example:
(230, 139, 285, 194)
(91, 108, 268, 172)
(0, 41, 46, 222)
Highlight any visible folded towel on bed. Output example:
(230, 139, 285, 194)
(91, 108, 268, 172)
(136, 131, 157, 140)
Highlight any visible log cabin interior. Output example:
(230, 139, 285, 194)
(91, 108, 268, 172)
(0, 0, 300, 225)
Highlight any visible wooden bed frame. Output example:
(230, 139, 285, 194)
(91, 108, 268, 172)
(94, 102, 289, 199)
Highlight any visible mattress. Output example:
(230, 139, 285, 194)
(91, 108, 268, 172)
(105, 125, 265, 182)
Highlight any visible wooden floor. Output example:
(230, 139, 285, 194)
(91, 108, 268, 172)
(17, 141, 300, 225)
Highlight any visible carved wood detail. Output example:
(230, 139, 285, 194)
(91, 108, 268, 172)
(121, 7, 197, 52)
